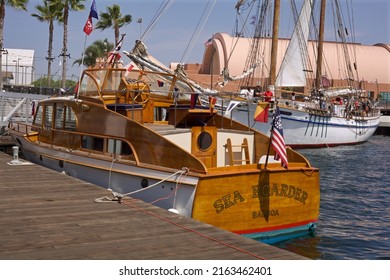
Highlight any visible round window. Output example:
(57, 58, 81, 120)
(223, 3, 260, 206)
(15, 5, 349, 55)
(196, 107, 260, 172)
(197, 132, 212, 151)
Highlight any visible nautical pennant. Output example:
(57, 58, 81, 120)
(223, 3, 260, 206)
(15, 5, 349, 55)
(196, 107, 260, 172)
(209, 96, 217, 114)
(190, 93, 199, 109)
(254, 101, 269, 123)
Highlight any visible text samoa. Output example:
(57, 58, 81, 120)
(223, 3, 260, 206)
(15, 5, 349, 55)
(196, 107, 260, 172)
(252, 184, 308, 205)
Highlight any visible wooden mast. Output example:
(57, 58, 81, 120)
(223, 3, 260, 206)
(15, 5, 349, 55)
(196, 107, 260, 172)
(269, 0, 280, 87)
(315, 0, 326, 89)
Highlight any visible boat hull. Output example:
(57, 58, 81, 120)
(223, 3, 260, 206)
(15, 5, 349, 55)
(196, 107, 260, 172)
(233, 104, 380, 148)
(17, 139, 198, 217)
(14, 134, 319, 244)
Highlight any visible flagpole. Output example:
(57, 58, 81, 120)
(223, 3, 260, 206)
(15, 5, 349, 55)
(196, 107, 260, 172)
(264, 109, 276, 170)
(76, 34, 88, 99)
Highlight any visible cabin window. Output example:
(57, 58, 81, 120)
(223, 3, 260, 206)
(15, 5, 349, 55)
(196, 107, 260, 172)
(81, 135, 104, 152)
(64, 106, 77, 131)
(103, 69, 124, 92)
(44, 105, 53, 129)
(33, 105, 42, 126)
(197, 132, 212, 151)
(55, 104, 64, 129)
(79, 73, 100, 97)
(107, 139, 133, 156)
(154, 107, 168, 121)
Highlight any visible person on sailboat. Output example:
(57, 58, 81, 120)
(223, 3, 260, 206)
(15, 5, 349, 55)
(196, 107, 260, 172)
(263, 86, 273, 102)
(291, 92, 296, 107)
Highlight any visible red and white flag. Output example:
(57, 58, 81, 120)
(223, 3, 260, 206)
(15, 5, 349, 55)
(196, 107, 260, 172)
(83, 0, 98, 36)
(83, 16, 93, 35)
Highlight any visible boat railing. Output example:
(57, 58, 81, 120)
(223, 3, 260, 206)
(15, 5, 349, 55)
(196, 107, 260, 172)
(9, 121, 140, 165)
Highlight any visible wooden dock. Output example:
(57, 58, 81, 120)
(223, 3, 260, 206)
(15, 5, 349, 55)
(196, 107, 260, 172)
(0, 152, 307, 260)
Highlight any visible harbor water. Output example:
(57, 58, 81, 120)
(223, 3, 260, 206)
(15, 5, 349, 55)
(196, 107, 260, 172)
(274, 135, 390, 259)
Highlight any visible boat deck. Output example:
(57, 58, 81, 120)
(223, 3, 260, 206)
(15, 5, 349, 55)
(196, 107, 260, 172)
(0, 152, 307, 260)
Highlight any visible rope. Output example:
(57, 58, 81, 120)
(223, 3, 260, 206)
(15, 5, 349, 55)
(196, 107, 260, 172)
(95, 167, 189, 203)
(120, 198, 267, 260)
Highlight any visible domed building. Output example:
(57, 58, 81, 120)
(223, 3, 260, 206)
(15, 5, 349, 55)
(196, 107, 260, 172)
(181, 32, 390, 100)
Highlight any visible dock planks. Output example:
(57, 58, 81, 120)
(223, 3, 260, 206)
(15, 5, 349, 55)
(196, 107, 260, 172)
(0, 152, 307, 260)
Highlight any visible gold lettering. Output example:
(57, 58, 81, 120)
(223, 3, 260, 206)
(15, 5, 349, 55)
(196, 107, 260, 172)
(270, 183, 280, 196)
(222, 194, 235, 209)
(214, 199, 224, 214)
(294, 188, 302, 201)
(252, 185, 260, 198)
(287, 185, 296, 198)
(280, 184, 289, 197)
(300, 191, 308, 204)
(233, 191, 245, 203)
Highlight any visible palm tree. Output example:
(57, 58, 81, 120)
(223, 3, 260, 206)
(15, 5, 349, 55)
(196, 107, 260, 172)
(56, 0, 85, 89)
(31, 0, 62, 87)
(0, 0, 28, 90)
(73, 39, 114, 68)
(95, 4, 132, 46)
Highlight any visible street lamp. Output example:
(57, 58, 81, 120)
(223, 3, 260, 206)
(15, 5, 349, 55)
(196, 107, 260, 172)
(137, 18, 142, 38)
(0, 48, 8, 90)
(12, 58, 21, 84)
(20, 66, 25, 85)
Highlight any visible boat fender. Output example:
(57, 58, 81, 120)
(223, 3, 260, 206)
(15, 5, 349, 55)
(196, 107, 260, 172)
(168, 208, 179, 214)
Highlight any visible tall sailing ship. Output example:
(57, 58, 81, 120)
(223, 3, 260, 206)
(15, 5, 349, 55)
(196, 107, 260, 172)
(229, 0, 381, 148)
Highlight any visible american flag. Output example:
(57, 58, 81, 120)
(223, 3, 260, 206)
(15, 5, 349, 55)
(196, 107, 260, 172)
(271, 107, 288, 168)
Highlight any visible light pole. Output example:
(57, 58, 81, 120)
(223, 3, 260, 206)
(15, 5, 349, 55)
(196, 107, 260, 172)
(137, 18, 142, 38)
(1, 49, 8, 85)
(12, 60, 17, 84)
(20, 66, 25, 85)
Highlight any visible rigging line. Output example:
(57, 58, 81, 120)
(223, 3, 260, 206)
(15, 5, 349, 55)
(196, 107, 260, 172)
(180, 0, 217, 63)
(334, 0, 355, 83)
(345, 0, 359, 82)
(228, 0, 258, 65)
(141, 0, 176, 42)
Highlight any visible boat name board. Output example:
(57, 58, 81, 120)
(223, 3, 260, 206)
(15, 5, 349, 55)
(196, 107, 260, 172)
(213, 183, 309, 215)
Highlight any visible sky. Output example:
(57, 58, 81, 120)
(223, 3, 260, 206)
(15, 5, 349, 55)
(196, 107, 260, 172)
(3, 0, 390, 81)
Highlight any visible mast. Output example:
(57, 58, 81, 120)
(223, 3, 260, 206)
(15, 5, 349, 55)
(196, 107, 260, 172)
(269, 0, 280, 86)
(315, 0, 326, 89)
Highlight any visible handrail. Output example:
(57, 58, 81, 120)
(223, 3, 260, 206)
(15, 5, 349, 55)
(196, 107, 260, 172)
(9, 121, 140, 166)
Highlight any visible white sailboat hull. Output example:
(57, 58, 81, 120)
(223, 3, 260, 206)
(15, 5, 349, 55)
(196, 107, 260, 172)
(232, 104, 380, 148)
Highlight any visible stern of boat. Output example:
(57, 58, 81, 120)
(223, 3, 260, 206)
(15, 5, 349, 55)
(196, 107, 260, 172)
(191, 164, 320, 244)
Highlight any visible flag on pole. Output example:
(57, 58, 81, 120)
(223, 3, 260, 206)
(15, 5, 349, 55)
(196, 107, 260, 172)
(89, 0, 98, 19)
(124, 64, 134, 76)
(83, 0, 98, 35)
(209, 96, 217, 114)
(271, 107, 288, 168)
(254, 101, 269, 122)
(190, 93, 199, 109)
(107, 36, 124, 64)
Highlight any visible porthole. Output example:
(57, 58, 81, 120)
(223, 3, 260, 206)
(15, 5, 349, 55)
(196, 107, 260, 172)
(141, 178, 149, 188)
(197, 132, 212, 151)
(58, 160, 64, 168)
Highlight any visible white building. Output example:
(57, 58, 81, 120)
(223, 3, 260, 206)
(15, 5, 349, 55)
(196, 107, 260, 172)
(1, 48, 35, 85)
